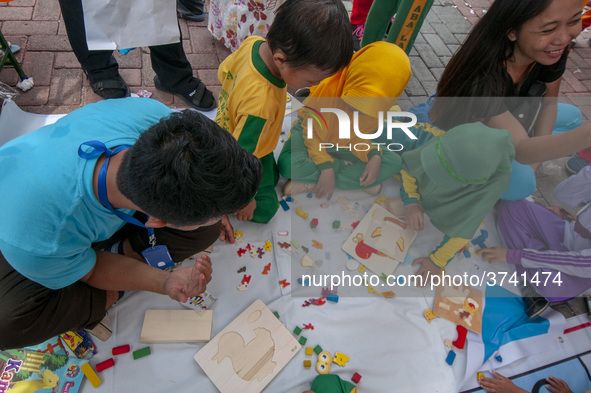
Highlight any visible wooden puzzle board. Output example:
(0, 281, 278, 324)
(362, 203, 416, 262)
(342, 203, 412, 277)
(139, 309, 213, 343)
(194, 299, 301, 393)
(433, 284, 483, 334)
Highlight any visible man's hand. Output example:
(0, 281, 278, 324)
(411, 257, 441, 285)
(478, 247, 508, 263)
(314, 168, 335, 200)
(360, 155, 381, 187)
(165, 254, 212, 302)
(218, 215, 234, 244)
(405, 204, 424, 231)
(235, 200, 256, 221)
(479, 371, 528, 393)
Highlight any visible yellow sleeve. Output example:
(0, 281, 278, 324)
(302, 119, 335, 170)
(429, 237, 470, 268)
(218, 55, 231, 84)
(399, 169, 420, 205)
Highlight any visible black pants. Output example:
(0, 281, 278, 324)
(0, 217, 221, 350)
(57, 0, 199, 93)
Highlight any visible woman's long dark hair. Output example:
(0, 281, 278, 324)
(430, 0, 554, 129)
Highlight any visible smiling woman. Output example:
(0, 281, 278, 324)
(423, 0, 591, 201)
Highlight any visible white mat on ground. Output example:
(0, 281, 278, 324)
(1, 101, 588, 393)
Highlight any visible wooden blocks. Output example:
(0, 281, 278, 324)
(133, 346, 151, 360)
(95, 358, 114, 372)
(303, 360, 311, 368)
(81, 363, 102, 388)
(139, 309, 213, 343)
(112, 344, 130, 356)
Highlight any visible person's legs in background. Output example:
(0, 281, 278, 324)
(350, 0, 374, 50)
(360, 0, 434, 55)
(177, 0, 206, 21)
(150, 39, 216, 111)
(58, 0, 130, 99)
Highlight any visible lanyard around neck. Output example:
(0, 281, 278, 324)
(78, 141, 146, 229)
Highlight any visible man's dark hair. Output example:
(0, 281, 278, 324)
(267, 0, 354, 73)
(117, 110, 262, 226)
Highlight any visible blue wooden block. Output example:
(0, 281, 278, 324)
(445, 350, 456, 365)
(280, 199, 290, 211)
(326, 294, 339, 303)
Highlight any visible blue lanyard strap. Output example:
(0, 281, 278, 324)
(78, 140, 149, 232)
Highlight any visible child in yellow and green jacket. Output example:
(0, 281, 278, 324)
(215, 0, 354, 223)
(277, 41, 410, 200)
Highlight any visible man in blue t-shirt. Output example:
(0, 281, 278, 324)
(0, 97, 261, 349)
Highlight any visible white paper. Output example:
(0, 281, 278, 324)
(82, 0, 180, 51)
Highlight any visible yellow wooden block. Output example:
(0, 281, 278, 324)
(333, 352, 349, 367)
(303, 360, 311, 368)
(305, 347, 313, 356)
(296, 208, 309, 219)
(81, 363, 102, 388)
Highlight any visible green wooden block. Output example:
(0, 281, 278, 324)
(313, 345, 323, 354)
(332, 220, 341, 229)
(293, 326, 302, 335)
(273, 311, 280, 319)
(299, 336, 307, 345)
(133, 346, 151, 360)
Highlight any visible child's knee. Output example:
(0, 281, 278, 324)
(500, 163, 536, 201)
(553, 103, 582, 134)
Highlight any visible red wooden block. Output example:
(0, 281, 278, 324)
(96, 358, 115, 372)
(452, 325, 468, 349)
(351, 372, 362, 384)
(112, 344, 130, 356)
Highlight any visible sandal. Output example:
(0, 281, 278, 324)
(90, 74, 130, 99)
(154, 76, 216, 111)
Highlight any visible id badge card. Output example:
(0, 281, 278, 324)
(142, 245, 174, 270)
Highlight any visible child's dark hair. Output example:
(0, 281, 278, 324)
(117, 110, 262, 227)
(267, 0, 354, 73)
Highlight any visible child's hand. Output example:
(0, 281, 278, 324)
(405, 204, 424, 231)
(411, 257, 441, 285)
(165, 254, 212, 302)
(218, 215, 235, 244)
(235, 200, 256, 221)
(478, 247, 508, 263)
(360, 155, 381, 187)
(545, 376, 573, 393)
(314, 168, 335, 200)
(479, 371, 528, 393)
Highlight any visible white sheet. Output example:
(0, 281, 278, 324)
(1, 102, 588, 393)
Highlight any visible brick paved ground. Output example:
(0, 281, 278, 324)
(2, 0, 591, 116)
